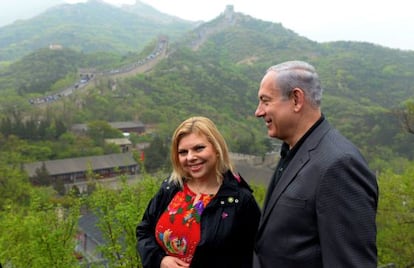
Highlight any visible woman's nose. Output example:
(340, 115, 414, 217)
(187, 151, 196, 160)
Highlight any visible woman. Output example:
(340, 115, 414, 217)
(136, 116, 261, 268)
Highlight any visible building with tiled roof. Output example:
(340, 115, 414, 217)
(23, 152, 139, 194)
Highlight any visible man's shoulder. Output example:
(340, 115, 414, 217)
(311, 120, 356, 149)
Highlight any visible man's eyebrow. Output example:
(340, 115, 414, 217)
(259, 95, 271, 100)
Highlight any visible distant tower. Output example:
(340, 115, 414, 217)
(49, 44, 63, 50)
(224, 5, 234, 21)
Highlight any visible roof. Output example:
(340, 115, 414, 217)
(104, 138, 132, 145)
(71, 121, 145, 132)
(23, 152, 137, 177)
(109, 121, 144, 129)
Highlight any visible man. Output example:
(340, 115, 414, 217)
(253, 60, 378, 267)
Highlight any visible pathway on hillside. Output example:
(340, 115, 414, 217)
(189, 6, 236, 51)
(30, 36, 169, 106)
(30, 8, 240, 106)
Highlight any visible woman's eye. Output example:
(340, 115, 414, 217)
(178, 150, 187, 156)
(195, 145, 206, 152)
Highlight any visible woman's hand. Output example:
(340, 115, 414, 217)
(161, 256, 190, 268)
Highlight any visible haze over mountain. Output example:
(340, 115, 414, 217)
(2, 0, 413, 51)
(0, 0, 195, 62)
(0, 0, 413, 164)
(0, 4, 413, 267)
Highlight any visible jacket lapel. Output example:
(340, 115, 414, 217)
(260, 150, 309, 224)
(257, 120, 332, 235)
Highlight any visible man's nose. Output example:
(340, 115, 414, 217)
(255, 105, 264, 117)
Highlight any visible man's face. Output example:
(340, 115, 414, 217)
(255, 71, 294, 140)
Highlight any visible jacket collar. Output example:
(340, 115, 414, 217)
(217, 169, 252, 197)
(258, 119, 332, 233)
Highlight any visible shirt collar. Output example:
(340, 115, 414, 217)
(280, 114, 325, 158)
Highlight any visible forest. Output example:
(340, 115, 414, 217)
(0, 1, 414, 267)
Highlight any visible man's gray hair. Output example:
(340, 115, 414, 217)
(267, 60, 323, 107)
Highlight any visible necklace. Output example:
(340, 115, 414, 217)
(187, 182, 219, 206)
(188, 180, 220, 196)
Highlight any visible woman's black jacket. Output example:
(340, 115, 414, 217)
(136, 170, 261, 268)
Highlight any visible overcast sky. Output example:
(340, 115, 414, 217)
(1, 0, 413, 51)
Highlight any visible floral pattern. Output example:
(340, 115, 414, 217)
(155, 183, 214, 263)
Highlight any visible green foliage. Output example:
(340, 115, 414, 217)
(0, 188, 81, 267)
(30, 162, 52, 186)
(0, 135, 413, 267)
(4, 48, 82, 95)
(1, 7, 413, 162)
(50, 72, 78, 92)
(376, 163, 414, 267)
(86, 120, 124, 146)
(0, 1, 194, 63)
(85, 174, 164, 267)
(399, 99, 414, 134)
(143, 135, 170, 172)
(251, 183, 266, 209)
(53, 132, 105, 159)
(128, 132, 152, 145)
(0, 147, 32, 209)
(0, 116, 67, 141)
(0, 5, 413, 266)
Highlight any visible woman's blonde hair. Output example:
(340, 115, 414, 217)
(169, 116, 233, 187)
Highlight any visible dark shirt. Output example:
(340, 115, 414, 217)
(264, 115, 325, 206)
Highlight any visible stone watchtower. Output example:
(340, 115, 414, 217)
(224, 5, 234, 21)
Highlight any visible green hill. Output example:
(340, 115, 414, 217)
(0, 2, 413, 167)
(0, 0, 195, 62)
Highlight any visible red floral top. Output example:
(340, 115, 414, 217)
(155, 183, 214, 264)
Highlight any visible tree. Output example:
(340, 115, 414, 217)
(30, 162, 52, 186)
(0, 188, 81, 267)
(87, 120, 123, 146)
(0, 147, 32, 209)
(399, 100, 414, 134)
(143, 135, 169, 172)
(85, 174, 162, 267)
(376, 162, 414, 267)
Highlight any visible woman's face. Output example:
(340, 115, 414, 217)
(177, 132, 217, 181)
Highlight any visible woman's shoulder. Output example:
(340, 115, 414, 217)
(220, 171, 260, 212)
(148, 177, 180, 201)
(222, 170, 254, 196)
(159, 176, 181, 191)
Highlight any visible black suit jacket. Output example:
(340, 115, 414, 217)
(254, 119, 378, 268)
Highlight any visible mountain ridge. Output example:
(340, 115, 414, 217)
(0, 0, 195, 62)
(0, 1, 413, 163)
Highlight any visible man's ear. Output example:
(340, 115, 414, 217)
(291, 88, 304, 111)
